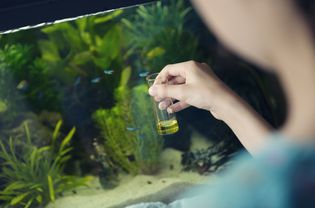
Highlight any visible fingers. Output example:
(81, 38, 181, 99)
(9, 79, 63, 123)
(167, 101, 190, 113)
(168, 76, 186, 85)
(158, 99, 172, 110)
(149, 84, 187, 101)
(154, 61, 198, 85)
(158, 99, 190, 113)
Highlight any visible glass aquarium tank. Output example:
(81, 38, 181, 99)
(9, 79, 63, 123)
(0, 0, 286, 207)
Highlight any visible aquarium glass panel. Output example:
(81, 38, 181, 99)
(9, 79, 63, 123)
(0, 1, 285, 207)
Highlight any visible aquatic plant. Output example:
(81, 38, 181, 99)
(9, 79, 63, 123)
(37, 9, 124, 87)
(0, 44, 33, 75)
(131, 84, 163, 174)
(0, 43, 62, 114)
(181, 141, 236, 175)
(122, 0, 199, 72)
(0, 44, 31, 132)
(0, 9, 126, 115)
(32, 10, 128, 155)
(93, 68, 163, 175)
(93, 67, 139, 174)
(0, 44, 30, 111)
(0, 121, 90, 208)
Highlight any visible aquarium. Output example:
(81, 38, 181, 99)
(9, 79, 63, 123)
(0, 0, 286, 207)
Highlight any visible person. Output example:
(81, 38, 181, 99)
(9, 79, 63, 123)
(128, 0, 315, 207)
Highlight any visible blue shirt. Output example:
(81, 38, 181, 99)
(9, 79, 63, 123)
(127, 135, 315, 208)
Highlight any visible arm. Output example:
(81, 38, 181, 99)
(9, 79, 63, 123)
(215, 87, 273, 155)
(149, 61, 273, 155)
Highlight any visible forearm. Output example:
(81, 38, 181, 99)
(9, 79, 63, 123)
(215, 89, 273, 155)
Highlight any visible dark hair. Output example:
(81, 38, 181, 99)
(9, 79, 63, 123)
(295, 0, 315, 33)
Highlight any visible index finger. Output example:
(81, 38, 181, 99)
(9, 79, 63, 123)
(154, 62, 188, 85)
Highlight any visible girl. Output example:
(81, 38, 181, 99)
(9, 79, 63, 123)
(130, 0, 315, 207)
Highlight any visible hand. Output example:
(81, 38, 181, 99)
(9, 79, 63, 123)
(149, 61, 272, 155)
(148, 61, 233, 119)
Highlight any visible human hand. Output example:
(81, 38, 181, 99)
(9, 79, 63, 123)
(148, 61, 234, 119)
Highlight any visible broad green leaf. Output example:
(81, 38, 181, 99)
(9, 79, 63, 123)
(38, 40, 61, 62)
(92, 57, 110, 69)
(94, 10, 123, 24)
(72, 51, 92, 65)
(101, 25, 122, 59)
(121, 19, 132, 29)
(81, 32, 93, 46)
(75, 18, 87, 32)
(42, 24, 65, 34)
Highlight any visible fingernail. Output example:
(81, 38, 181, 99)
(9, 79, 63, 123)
(167, 108, 173, 114)
(148, 86, 157, 96)
(159, 102, 167, 110)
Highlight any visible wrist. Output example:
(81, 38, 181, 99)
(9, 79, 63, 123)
(208, 82, 243, 121)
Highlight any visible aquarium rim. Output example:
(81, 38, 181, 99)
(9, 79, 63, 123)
(0, 0, 156, 34)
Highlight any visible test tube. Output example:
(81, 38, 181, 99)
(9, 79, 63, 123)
(146, 73, 179, 135)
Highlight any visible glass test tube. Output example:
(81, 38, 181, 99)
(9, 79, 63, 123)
(146, 73, 179, 135)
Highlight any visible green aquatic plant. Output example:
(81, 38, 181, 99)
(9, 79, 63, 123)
(93, 68, 163, 175)
(0, 44, 31, 128)
(0, 121, 90, 208)
(0, 10, 126, 114)
(131, 84, 163, 174)
(0, 43, 61, 113)
(93, 67, 139, 174)
(0, 44, 31, 104)
(37, 9, 124, 86)
(0, 44, 33, 75)
(31, 10, 127, 139)
(122, 0, 199, 72)
(0, 101, 7, 113)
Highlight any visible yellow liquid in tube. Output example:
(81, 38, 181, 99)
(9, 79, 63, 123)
(157, 119, 179, 135)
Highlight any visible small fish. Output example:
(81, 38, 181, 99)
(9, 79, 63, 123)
(104, 69, 114, 75)
(139, 134, 145, 140)
(74, 77, 81, 86)
(91, 77, 101, 84)
(126, 127, 138, 131)
(16, 80, 29, 90)
(139, 71, 149, 78)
